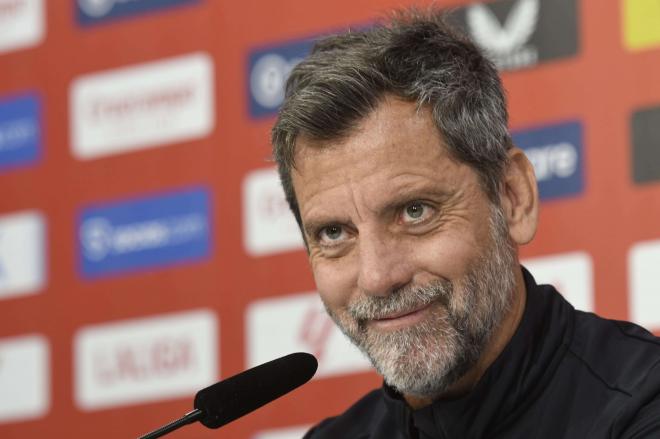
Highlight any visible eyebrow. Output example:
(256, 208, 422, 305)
(376, 185, 453, 214)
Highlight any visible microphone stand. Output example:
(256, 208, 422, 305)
(138, 409, 203, 439)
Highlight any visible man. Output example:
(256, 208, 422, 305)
(271, 9, 660, 438)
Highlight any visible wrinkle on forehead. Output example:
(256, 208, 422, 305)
(294, 96, 440, 160)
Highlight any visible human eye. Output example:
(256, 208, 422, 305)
(399, 201, 434, 225)
(317, 224, 348, 246)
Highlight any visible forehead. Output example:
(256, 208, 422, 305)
(295, 97, 445, 162)
(291, 97, 471, 203)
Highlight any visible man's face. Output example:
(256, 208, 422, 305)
(291, 96, 517, 398)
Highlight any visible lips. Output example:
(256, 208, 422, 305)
(369, 302, 434, 329)
(376, 304, 429, 320)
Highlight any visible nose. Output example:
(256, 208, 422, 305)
(356, 230, 413, 297)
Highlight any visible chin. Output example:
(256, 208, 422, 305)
(362, 311, 481, 398)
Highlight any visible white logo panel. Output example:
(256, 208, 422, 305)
(247, 292, 371, 379)
(0, 0, 45, 55)
(0, 210, 46, 300)
(523, 251, 593, 312)
(70, 52, 215, 160)
(243, 167, 304, 256)
(629, 239, 660, 331)
(253, 425, 310, 439)
(74, 309, 218, 410)
(0, 335, 49, 423)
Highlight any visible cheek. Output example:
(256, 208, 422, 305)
(414, 231, 483, 282)
(311, 258, 356, 313)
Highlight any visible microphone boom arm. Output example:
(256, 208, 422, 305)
(138, 409, 203, 439)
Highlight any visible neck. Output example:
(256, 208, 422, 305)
(404, 266, 527, 409)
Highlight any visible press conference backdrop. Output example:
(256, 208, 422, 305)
(0, 0, 659, 437)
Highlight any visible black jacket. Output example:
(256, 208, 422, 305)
(304, 268, 660, 438)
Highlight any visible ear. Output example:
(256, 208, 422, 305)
(499, 147, 539, 245)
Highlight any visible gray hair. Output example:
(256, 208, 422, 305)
(272, 8, 512, 228)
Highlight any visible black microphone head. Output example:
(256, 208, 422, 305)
(193, 352, 318, 429)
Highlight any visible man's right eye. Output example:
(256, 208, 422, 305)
(318, 225, 346, 244)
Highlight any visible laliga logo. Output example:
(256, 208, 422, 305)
(250, 54, 303, 109)
(80, 217, 114, 262)
(93, 337, 194, 385)
(466, 0, 539, 69)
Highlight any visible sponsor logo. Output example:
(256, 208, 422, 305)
(76, 0, 198, 25)
(74, 309, 218, 410)
(631, 105, 660, 184)
(623, 0, 660, 51)
(0, 92, 41, 172)
(70, 52, 214, 160)
(452, 0, 578, 70)
(512, 120, 584, 200)
(0, 210, 46, 300)
(522, 251, 593, 312)
(247, 38, 315, 118)
(0, 335, 49, 423)
(629, 239, 660, 331)
(78, 187, 211, 278)
(247, 292, 371, 379)
(252, 426, 311, 439)
(0, 0, 44, 55)
(243, 167, 303, 256)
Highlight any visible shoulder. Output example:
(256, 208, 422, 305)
(568, 311, 660, 394)
(303, 389, 403, 439)
(533, 292, 660, 435)
(568, 314, 660, 435)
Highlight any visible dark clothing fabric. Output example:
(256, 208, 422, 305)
(304, 268, 660, 438)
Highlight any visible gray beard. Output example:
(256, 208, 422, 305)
(324, 205, 517, 398)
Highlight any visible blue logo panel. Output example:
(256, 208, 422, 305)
(247, 38, 316, 118)
(78, 187, 211, 278)
(0, 93, 41, 172)
(76, 0, 199, 26)
(512, 120, 584, 200)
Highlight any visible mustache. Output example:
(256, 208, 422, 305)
(347, 280, 453, 322)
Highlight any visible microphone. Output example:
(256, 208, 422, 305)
(137, 352, 318, 439)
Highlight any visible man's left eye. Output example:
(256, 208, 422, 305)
(401, 201, 431, 223)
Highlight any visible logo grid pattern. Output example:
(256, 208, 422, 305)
(1, 0, 660, 437)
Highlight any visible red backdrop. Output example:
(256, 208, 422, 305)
(1, 0, 660, 437)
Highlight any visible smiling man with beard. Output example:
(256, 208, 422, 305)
(271, 8, 660, 439)
(332, 201, 516, 403)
